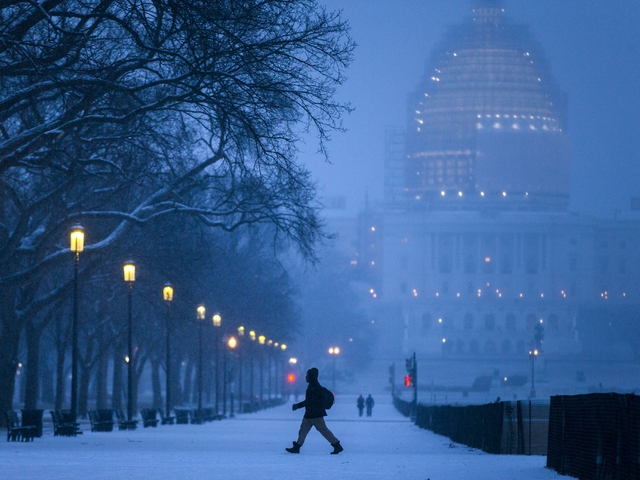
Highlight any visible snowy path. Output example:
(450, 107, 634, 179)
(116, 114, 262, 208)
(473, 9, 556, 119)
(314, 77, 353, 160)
(1, 396, 573, 479)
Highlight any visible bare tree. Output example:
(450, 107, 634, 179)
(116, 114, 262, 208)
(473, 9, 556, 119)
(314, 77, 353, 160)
(0, 0, 353, 413)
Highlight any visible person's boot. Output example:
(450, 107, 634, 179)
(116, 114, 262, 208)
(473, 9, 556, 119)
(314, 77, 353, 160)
(330, 441, 343, 454)
(286, 441, 301, 454)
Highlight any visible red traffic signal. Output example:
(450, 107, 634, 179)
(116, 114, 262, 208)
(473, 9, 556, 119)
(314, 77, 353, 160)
(286, 373, 296, 383)
(404, 374, 411, 387)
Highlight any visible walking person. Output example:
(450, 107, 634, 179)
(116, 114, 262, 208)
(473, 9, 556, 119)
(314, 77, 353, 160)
(365, 394, 375, 417)
(286, 367, 343, 455)
(357, 394, 365, 417)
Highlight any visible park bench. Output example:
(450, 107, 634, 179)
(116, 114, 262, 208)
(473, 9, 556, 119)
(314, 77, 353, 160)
(49, 410, 81, 437)
(88, 409, 115, 432)
(4, 410, 37, 442)
(115, 409, 138, 430)
(161, 411, 175, 425)
(140, 408, 159, 428)
(174, 409, 191, 424)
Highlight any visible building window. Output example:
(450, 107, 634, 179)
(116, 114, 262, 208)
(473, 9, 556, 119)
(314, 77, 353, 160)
(467, 282, 474, 294)
(548, 314, 559, 332)
(619, 259, 626, 274)
(501, 339, 512, 354)
(484, 339, 496, 354)
(456, 340, 465, 354)
(516, 339, 525, 354)
(505, 313, 516, 331)
(526, 313, 537, 330)
(569, 257, 577, 272)
(464, 313, 474, 330)
(481, 235, 496, 274)
(484, 313, 495, 331)
(442, 281, 449, 294)
(500, 235, 514, 274)
(598, 257, 609, 275)
(523, 234, 539, 274)
(438, 234, 454, 273)
(463, 235, 478, 274)
(469, 339, 479, 354)
(421, 313, 431, 336)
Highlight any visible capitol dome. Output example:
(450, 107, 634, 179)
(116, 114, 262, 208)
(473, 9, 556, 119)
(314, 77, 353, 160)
(406, 0, 571, 208)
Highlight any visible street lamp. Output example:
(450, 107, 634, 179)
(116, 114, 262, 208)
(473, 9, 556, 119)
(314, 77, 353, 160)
(123, 261, 135, 423)
(328, 347, 340, 392)
(213, 313, 222, 415)
(69, 225, 84, 421)
(249, 331, 256, 407)
(163, 283, 174, 423)
(227, 336, 237, 417)
(196, 305, 206, 423)
(237, 327, 244, 413)
(529, 349, 539, 398)
(258, 335, 265, 403)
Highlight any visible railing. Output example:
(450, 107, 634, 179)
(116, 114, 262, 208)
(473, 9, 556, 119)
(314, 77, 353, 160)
(546, 393, 640, 479)
(394, 397, 549, 455)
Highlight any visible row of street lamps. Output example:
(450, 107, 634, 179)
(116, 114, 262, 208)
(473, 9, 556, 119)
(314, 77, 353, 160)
(69, 224, 289, 423)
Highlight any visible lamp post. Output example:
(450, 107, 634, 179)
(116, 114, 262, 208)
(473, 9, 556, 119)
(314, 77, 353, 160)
(69, 225, 84, 421)
(213, 314, 221, 415)
(267, 339, 273, 401)
(227, 336, 237, 417)
(329, 347, 340, 392)
(258, 335, 266, 402)
(163, 283, 173, 422)
(123, 261, 136, 422)
(237, 327, 244, 413)
(529, 349, 539, 398)
(279, 344, 287, 398)
(196, 305, 206, 423)
(249, 331, 256, 406)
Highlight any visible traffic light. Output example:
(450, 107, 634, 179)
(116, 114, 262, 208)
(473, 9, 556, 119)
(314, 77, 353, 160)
(404, 374, 411, 387)
(286, 373, 296, 383)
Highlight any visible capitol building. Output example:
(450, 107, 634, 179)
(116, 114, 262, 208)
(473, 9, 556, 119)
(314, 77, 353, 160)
(350, 0, 640, 362)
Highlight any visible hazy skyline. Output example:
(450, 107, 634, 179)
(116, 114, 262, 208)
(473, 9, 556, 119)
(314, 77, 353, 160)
(302, 0, 640, 219)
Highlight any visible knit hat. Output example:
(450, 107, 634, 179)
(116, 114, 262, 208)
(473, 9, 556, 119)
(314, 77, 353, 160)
(306, 367, 319, 381)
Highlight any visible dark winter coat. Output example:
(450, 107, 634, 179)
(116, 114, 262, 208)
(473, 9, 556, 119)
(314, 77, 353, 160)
(293, 380, 327, 419)
(357, 396, 365, 408)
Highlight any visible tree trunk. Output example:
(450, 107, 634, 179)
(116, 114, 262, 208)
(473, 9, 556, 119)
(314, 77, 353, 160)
(151, 359, 162, 410)
(54, 313, 70, 410)
(0, 294, 22, 423)
(24, 321, 41, 409)
(78, 339, 94, 417)
(112, 347, 123, 410)
(95, 335, 108, 410)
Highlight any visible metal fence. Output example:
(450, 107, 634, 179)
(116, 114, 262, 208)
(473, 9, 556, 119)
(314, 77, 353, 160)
(394, 397, 549, 455)
(546, 393, 640, 480)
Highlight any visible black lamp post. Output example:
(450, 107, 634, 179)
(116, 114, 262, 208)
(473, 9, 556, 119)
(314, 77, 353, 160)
(237, 327, 244, 413)
(259, 335, 266, 402)
(69, 225, 84, 422)
(329, 346, 340, 392)
(196, 305, 206, 423)
(213, 314, 221, 415)
(123, 261, 136, 422)
(227, 336, 237, 416)
(529, 349, 538, 398)
(163, 283, 174, 422)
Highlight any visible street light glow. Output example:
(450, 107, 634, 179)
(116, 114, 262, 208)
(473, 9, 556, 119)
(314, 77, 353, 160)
(163, 283, 174, 302)
(258, 335, 266, 344)
(238, 326, 245, 335)
(228, 336, 237, 349)
(281, 344, 287, 350)
(212, 314, 222, 327)
(196, 305, 206, 320)
(123, 261, 136, 282)
(69, 225, 85, 253)
(289, 357, 297, 364)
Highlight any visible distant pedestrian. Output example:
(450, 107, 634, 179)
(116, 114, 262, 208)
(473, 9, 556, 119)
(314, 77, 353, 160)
(365, 394, 375, 417)
(357, 394, 365, 417)
(286, 367, 343, 455)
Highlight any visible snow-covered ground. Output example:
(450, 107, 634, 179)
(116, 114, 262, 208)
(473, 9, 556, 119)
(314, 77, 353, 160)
(2, 395, 573, 479)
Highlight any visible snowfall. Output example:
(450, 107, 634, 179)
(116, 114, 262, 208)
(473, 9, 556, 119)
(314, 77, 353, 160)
(1, 395, 573, 480)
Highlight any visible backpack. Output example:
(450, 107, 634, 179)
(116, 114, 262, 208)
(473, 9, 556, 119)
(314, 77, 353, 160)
(321, 386, 334, 410)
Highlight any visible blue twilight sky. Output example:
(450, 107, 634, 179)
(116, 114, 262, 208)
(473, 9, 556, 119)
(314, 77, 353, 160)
(301, 0, 640, 219)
